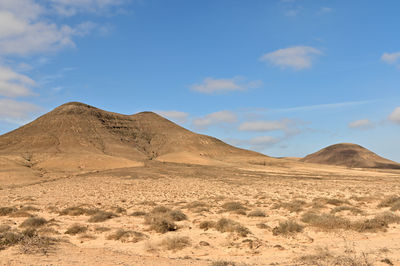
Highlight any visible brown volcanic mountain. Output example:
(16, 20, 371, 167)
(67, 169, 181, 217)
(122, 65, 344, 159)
(0, 102, 266, 172)
(301, 143, 400, 169)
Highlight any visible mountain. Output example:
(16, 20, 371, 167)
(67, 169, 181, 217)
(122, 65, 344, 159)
(300, 143, 400, 169)
(0, 102, 267, 172)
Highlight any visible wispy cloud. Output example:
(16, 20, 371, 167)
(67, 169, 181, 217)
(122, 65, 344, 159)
(348, 119, 374, 130)
(49, 0, 128, 16)
(0, 98, 41, 124)
(239, 120, 290, 132)
(381, 52, 400, 67)
(0, 66, 35, 97)
(271, 100, 373, 113)
(260, 46, 322, 70)
(192, 110, 237, 129)
(389, 107, 400, 124)
(190, 76, 261, 94)
(317, 7, 333, 15)
(156, 110, 189, 124)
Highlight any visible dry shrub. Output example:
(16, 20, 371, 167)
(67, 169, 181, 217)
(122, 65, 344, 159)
(88, 211, 116, 223)
(330, 206, 364, 215)
(65, 224, 87, 235)
(390, 201, 400, 211)
(298, 248, 372, 266)
(199, 221, 216, 230)
(221, 202, 248, 212)
(273, 200, 306, 213)
(131, 211, 147, 216)
(111, 206, 126, 214)
(312, 197, 349, 207)
(59, 206, 97, 216)
(94, 226, 110, 232)
(9, 211, 33, 218)
(150, 206, 187, 221)
(19, 234, 57, 254)
(19, 206, 40, 212)
(160, 236, 190, 250)
(247, 209, 266, 217)
(145, 215, 177, 233)
(184, 201, 207, 209)
(352, 218, 387, 233)
(302, 211, 400, 232)
(214, 218, 251, 237)
(211, 261, 236, 266)
(0, 207, 17, 216)
(256, 223, 270, 229)
(107, 229, 131, 241)
(272, 220, 303, 236)
(378, 195, 400, 208)
(0, 227, 57, 254)
(301, 212, 351, 230)
(20, 217, 47, 228)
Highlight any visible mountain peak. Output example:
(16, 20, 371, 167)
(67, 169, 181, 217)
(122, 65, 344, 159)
(301, 143, 400, 169)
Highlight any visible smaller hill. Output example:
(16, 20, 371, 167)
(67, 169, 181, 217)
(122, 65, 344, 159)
(301, 143, 400, 169)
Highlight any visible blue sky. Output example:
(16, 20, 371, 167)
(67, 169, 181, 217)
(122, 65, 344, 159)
(0, 0, 400, 161)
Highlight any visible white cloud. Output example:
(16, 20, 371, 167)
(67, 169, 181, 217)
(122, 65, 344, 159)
(0, 66, 35, 97)
(318, 7, 333, 15)
(249, 136, 280, 146)
(0, 9, 94, 56)
(260, 46, 322, 70)
(227, 135, 280, 152)
(50, 0, 126, 16)
(239, 120, 289, 132)
(190, 77, 261, 94)
(0, 98, 41, 123)
(156, 110, 189, 124)
(348, 119, 373, 129)
(192, 110, 237, 129)
(381, 52, 400, 66)
(389, 107, 400, 124)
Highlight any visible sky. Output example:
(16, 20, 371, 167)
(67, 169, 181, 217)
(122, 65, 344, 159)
(0, 0, 400, 161)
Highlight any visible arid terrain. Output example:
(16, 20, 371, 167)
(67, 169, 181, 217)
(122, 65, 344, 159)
(1, 103, 400, 265)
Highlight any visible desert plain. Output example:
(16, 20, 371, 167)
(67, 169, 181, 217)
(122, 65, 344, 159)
(0, 102, 400, 266)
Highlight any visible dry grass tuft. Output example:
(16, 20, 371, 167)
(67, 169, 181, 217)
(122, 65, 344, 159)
(106, 229, 131, 241)
(247, 209, 266, 217)
(59, 206, 97, 216)
(145, 215, 177, 233)
(273, 200, 306, 213)
(330, 206, 364, 215)
(0, 226, 57, 254)
(378, 195, 400, 208)
(211, 261, 236, 266)
(88, 211, 116, 223)
(302, 211, 399, 232)
(221, 202, 248, 212)
(94, 226, 110, 232)
(160, 236, 191, 250)
(0, 207, 17, 216)
(19, 217, 47, 228)
(150, 206, 187, 221)
(272, 220, 303, 236)
(301, 212, 351, 230)
(130, 211, 147, 217)
(19, 234, 58, 254)
(298, 248, 372, 266)
(65, 224, 87, 235)
(214, 218, 251, 237)
(9, 211, 33, 218)
(199, 221, 216, 231)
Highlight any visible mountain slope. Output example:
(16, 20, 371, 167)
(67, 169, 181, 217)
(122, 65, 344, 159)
(0, 102, 267, 172)
(301, 143, 400, 169)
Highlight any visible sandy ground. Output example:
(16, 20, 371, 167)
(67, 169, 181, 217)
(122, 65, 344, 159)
(1, 161, 400, 265)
